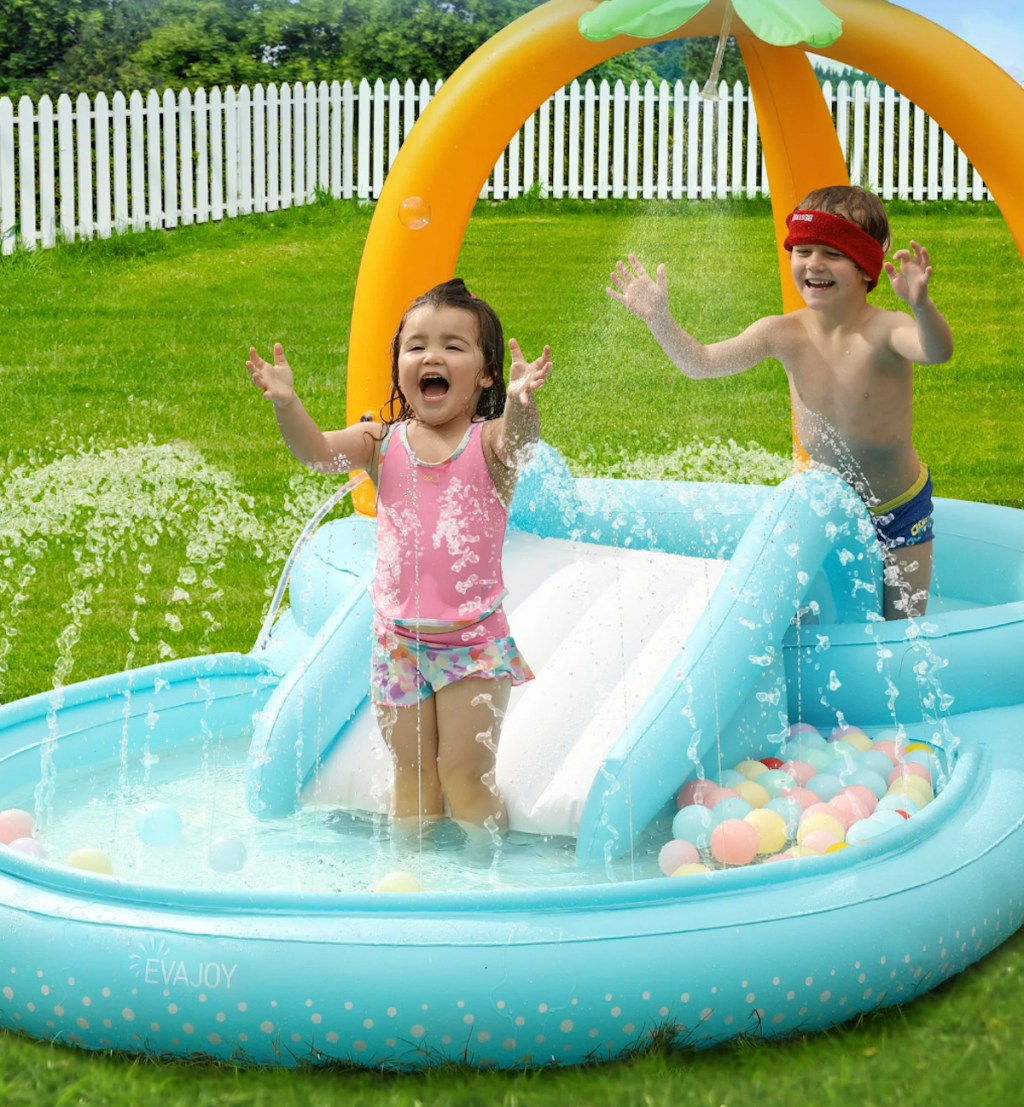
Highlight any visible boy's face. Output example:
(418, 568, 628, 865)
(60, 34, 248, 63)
(790, 243, 871, 306)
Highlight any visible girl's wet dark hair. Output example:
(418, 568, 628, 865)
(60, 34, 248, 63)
(382, 278, 506, 424)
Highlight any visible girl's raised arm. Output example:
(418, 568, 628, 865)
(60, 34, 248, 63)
(487, 339, 552, 470)
(246, 343, 382, 474)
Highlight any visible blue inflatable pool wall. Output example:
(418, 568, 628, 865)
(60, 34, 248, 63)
(2, 441, 1024, 1068)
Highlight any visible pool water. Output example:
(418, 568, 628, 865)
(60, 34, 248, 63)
(6, 732, 663, 894)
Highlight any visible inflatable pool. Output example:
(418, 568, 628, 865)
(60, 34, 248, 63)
(2, 445, 1024, 1069)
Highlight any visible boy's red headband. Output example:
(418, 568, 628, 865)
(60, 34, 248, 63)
(784, 209, 885, 290)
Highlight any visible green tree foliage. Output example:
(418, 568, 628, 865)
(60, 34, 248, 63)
(0, 0, 105, 96)
(0, 0, 760, 98)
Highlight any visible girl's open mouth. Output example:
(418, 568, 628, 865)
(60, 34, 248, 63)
(420, 374, 450, 399)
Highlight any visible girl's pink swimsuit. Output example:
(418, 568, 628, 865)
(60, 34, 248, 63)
(370, 421, 533, 707)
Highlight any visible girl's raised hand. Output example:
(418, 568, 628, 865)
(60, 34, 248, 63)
(606, 255, 669, 323)
(507, 338, 552, 405)
(883, 241, 933, 309)
(246, 342, 295, 406)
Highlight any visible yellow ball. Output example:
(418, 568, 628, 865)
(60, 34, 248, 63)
(733, 780, 771, 808)
(735, 759, 769, 780)
(373, 870, 422, 893)
(670, 862, 711, 876)
(744, 808, 788, 854)
(797, 812, 846, 844)
(65, 847, 114, 875)
(888, 775, 933, 808)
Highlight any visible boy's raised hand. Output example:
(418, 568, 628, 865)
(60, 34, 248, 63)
(507, 338, 552, 405)
(883, 241, 933, 310)
(606, 255, 669, 324)
(246, 342, 295, 406)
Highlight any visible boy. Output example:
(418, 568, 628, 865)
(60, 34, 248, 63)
(607, 185, 954, 619)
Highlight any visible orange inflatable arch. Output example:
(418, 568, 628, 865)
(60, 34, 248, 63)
(345, 0, 1024, 425)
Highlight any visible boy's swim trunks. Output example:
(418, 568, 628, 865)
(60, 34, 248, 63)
(870, 465, 934, 549)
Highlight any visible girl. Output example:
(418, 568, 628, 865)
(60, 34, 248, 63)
(246, 280, 552, 833)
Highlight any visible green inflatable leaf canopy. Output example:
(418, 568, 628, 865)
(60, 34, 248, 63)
(578, 0, 843, 48)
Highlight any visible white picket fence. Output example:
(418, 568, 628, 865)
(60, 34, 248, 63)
(0, 76, 991, 254)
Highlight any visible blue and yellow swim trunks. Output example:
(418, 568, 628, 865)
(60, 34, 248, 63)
(869, 465, 934, 550)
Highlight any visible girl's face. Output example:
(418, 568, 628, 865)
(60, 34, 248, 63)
(395, 305, 493, 426)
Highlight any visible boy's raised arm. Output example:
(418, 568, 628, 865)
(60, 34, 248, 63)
(607, 255, 773, 379)
(883, 242, 954, 365)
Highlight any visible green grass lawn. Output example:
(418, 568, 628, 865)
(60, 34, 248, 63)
(1, 197, 1023, 1105)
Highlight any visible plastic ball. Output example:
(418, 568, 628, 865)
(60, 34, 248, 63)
(703, 786, 741, 808)
(734, 759, 769, 780)
(718, 769, 747, 789)
(779, 759, 816, 787)
(780, 787, 823, 812)
(676, 778, 718, 808)
(709, 819, 759, 866)
(787, 723, 824, 744)
(795, 747, 833, 772)
(658, 839, 700, 876)
(6, 837, 45, 859)
(800, 828, 841, 854)
(733, 779, 771, 809)
(844, 769, 888, 800)
(890, 760, 933, 786)
(765, 796, 803, 836)
(135, 803, 183, 847)
(374, 870, 423, 893)
(888, 775, 934, 809)
(744, 808, 788, 855)
(797, 811, 845, 844)
(871, 738, 904, 763)
(877, 793, 918, 817)
(805, 773, 842, 801)
(397, 195, 431, 230)
(65, 847, 113, 875)
(830, 725, 871, 751)
(846, 815, 888, 844)
(760, 757, 784, 770)
(710, 796, 754, 821)
(828, 792, 871, 829)
(671, 804, 715, 848)
(856, 749, 896, 778)
(758, 769, 797, 797)
(671, 862, 711, 876)
(0, 808, 35, 845)
(841, 784, 879, 815)
(208, 834, 248, 873)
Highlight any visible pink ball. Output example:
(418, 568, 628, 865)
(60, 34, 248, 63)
(7, 837, 45, 859)
(706, 786, 741, 807)
(827, 794, 864, 830)
(676, 778, 717, 808)
(801, 828, 841, 854)
(888, 761, 932, 786)
(0, 809, 35, 845)
(709, 819, 759, 866)
(841, 784, 878, 815)
(780, 760, 816, 787)
(779, 786, 820, 810)
(658, 839, 700, 876)
(872, 739, 903, 762)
